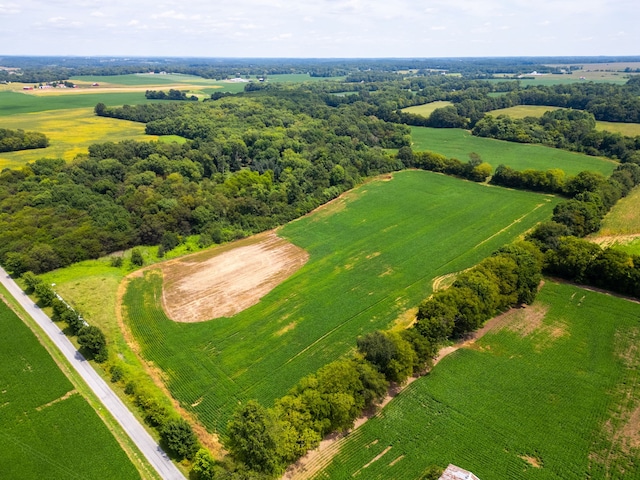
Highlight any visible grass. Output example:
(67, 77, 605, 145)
(487, 105, 562, 118)
(489, 70, 632, 86)
(597, 186, 640, 236)
(0, 107, 156, 169)
(596, 121, 640, 137)
(312, 281, 640, 479)
(401, 101, 453, 118)
(0, 297, 142, 480)
(410, 126, 617, 176)
(120, 170, 559, 434)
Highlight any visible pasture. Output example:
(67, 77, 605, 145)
(401, 101, 453, 118)
(310, 282, 640, 480)
(0, 298, 140, 480)
(410, 126, 616, 176)
(122, 170, 559, 433)
(0, 107, 155, 169)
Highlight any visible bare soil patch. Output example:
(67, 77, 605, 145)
(161, 231, 308, 322)
(520, 455, 542, 468)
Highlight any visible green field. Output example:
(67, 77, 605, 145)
(410, 127, 617, 176)
(123, 170, 559, 433)
(312, 282, 640, 479)
(489, 71, 632, 86)
(0, 298, 140, 480)
(0, 90, 157, 116)
(401, 101, 453, 117)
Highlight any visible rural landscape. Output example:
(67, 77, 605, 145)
(1, 55, 640, 480)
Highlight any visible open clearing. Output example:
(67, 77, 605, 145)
(410, 126, 616, 176)
(0, 297, 140, 480)
(122, 170, 559, 434)
(0, 107, 155, 169)
(311, 282, 640, 480)
(161, 231, 309, 322)
(401, 101, 453, 118)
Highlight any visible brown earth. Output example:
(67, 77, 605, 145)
(160, 231, 308, 322)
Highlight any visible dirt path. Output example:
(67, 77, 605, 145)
(282, 307, 523, 480)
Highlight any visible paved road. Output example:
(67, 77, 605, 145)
(0, 266, 185, 480)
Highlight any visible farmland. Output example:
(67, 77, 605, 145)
(0, 297, 141, 480)
(122, 170, 559, 433)
(0, 107, 155, 169)
(410, 126, 617, 176)
(310, 282, 640, 480)
(401, 101, 453, 118)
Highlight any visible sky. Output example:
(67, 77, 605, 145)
(2, 0, 638, 58)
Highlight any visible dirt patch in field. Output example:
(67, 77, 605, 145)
(505, 304, 550, 337)
(160, 231, 308, 322)
(520, 455, 542, 468)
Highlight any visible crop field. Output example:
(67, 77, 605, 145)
(122, 170, 559, 433)
(0, 90, 157, 116)
(310, 282, 640, 480)
(0, 107, 155, 169)
(410, 126, 617, 176)
(401, 101, 453, 117)
(0, 298, 140, 480)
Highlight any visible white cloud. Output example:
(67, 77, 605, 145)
(1, 0, 638, 57)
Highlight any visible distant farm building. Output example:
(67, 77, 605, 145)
(439, 464, 480, 480)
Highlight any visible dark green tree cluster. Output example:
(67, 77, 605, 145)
(225, 358, 388, 477)
(399, 147, 492, 183)
(0, 128, 48, 152)
(528, 226, 640, 297)
(415, 242, 543, 340)
(145, 89, 198, 101)
(472, 110, 640, 162)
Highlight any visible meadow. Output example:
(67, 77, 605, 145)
(0, 298, 141, 480)
(597, 185, 640, 236)
(401, 101, 453, 118)
(410, 126, 617, 176)
(489, 70, 632, 86)
(0, 107, 156, 169)
(121, 170, 559, 433)
(311, 281, 640, 480)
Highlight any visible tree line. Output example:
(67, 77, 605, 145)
(0, 128, 48, 152)
(202, 241, 543, 479)
(145, 89, 198, 101)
